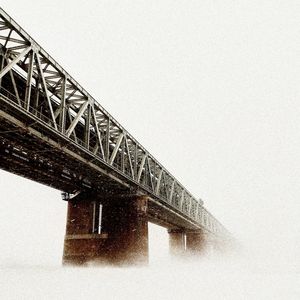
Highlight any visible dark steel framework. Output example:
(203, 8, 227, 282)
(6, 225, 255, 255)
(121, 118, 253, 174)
(0, 8, 228, 237)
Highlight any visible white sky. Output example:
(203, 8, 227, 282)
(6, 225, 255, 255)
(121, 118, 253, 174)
(0, 0, 300, 278)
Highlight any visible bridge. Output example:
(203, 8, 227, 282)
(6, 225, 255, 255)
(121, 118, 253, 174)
(0, 7, 229, 265)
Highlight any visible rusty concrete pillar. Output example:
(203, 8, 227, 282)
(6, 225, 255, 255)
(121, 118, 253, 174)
(205, 236, 224, 255)
(186, 230, 206, 255)
(168, 228, 185, 256)
(63, 194, 148, 266)
(62, 199, 108, 265)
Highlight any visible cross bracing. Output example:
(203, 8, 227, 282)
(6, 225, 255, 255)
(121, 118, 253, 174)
(0, 8, 228, 237)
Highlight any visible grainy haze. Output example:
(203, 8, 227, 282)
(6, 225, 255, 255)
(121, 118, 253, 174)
(0, 1, 300, 299)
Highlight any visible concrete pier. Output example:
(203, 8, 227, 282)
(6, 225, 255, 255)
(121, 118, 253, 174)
(63, 194, 149, 266)
(186, 230, 206, 255)
(168, 228, 186, 256)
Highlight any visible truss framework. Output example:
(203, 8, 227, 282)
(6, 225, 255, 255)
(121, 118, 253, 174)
(0, 8, 228, 237)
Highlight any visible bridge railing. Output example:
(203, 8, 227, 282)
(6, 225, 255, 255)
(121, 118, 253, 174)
(0, 7, 228, 237)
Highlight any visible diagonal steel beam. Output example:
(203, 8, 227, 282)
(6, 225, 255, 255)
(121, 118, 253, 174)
(146, 157, 154, 191)
(66, 100, 89, 137)
(169, 179, 175, 203)
(7, 44, 28, 51)
(137, 153, 147, 183)
(180, 190, 185, 210)
(91, 105, 105, 159)
(195, 203, 200, 222)
(5, 58, 21, 105)
(124, 135, 134, 178)
(0, 25, 9, 31)
(3, 29, 12, 48)
(108, 133, 124, 165)
(35, 50, 58, 129)
(67, 110, 78, 142)
(24, 50, 34, 110)
(155, 169, 163, 195)
(188, 197, 193, 216)
(54, 106, 61, 119)
(0, 45, 31, 79)
(161, 172, 169, 199)
(0, 35, 26, 44)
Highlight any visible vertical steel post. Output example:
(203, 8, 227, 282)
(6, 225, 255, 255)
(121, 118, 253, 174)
(59, 75, 67, 133)
(24, 50, 34, 110)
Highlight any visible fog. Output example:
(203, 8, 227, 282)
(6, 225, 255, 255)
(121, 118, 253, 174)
(0, 1, 300, 299)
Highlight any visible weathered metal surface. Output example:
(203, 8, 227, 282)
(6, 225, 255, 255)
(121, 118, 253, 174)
(0, 7, 228, 237)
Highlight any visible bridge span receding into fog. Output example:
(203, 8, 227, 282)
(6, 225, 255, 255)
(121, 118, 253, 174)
(0, 7, 230, 265)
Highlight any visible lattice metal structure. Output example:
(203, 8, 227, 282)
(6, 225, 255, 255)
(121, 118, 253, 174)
(0, 8, 228, 237)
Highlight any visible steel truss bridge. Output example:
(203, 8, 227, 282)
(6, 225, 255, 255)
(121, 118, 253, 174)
(0, 7, 228, 240)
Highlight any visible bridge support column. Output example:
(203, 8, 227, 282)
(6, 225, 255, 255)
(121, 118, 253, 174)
(186, 230, 206, 255)
(63, 194, 148, 266)
(168, 229, 185, 256)
(205, 236, 223, 255)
